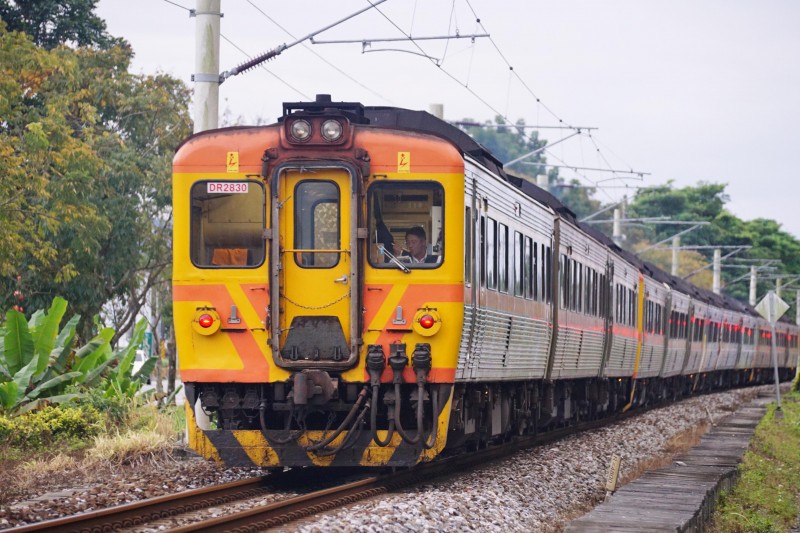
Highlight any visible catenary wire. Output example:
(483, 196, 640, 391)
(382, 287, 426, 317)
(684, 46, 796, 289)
(220, 34, 311, 100)
(245, 0, 390, 102)
(462, 0, 642, 187)
(159, 0, 309, 100)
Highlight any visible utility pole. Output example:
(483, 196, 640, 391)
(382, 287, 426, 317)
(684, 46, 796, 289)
(536, 174, 549, 191)
(749, 266, 757, 306)
(671, 236, 680, 276)
(776, 276, 782, 299)
(712, 248, 721, 295)
(193, 0, 221, 133)
(191, 0, 220, 432)
(612, 208, 622, 246)
(429, 104, 444, 119)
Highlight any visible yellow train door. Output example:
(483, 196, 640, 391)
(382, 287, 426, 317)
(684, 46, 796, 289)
(269, 166, 358, 370)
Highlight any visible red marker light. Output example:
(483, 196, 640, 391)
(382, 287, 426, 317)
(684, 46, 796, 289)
(419, 314, 436, 329)
(198, 314, 214, 328)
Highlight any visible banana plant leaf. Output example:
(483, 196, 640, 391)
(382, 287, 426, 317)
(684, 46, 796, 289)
(51, 314, 80, 373)
(0, 382, 19, 411)
(132, 356, 158, 384)
(3, 310, 34, 375)
(33, 297, 68, 374)
(26, 371, 83, 400)
(82, 356, 120, 386)
(13, 354, 39, 395)
(16, 393, 83, 415)
(117, 319, 147, 378)
(27, 309, 45, 331)
(74, 328, 114, 375)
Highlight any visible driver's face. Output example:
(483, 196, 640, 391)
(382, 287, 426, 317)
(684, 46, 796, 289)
(405, 235, 427, 258)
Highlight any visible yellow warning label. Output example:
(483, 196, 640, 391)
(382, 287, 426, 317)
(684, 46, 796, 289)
(227, 151, 239, 173)
(397, 152, 410, 173)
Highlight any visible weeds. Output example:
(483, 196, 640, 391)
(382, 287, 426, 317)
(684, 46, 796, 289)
(709, 392, 800, 532)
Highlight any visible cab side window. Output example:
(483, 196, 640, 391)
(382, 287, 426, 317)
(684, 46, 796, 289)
(190, 180, 265, 268)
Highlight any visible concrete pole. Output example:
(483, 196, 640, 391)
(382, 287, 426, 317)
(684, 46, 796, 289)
(429, 103, 444, 119)
(536, 174, 549, 191)
(795, 291, 800, 325)
(671, 236, 680, 276)
(776, 277, 782, 299)
(612, 208, 622, 246)
(712, 248, 721, 295)
(672, 235, 681, 276)
(193, 0, 221, 133)
(191, 3, 219, 434)
(749, 266, 757, 306)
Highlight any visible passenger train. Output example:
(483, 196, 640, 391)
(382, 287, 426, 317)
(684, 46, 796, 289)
(172, 95, 799, 468)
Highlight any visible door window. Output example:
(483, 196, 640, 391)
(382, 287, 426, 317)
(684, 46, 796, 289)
(294, 180, 340, 268)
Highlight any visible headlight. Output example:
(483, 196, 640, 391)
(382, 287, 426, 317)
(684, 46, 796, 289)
(290, 119, 311, 141)
(321, 119, 343, 142)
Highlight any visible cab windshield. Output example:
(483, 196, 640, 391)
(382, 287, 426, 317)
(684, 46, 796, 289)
(368, 181, 444, 269)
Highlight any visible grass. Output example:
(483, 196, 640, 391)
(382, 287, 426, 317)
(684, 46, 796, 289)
(709, 391, 800, 533)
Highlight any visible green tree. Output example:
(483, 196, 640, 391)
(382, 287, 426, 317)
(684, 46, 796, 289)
(0, 0, 114, 49)
(0, 22, 192, 340)
(628, 182, 800, 309)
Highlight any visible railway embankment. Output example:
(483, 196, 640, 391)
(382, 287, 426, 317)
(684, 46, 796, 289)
(567, 388, 799, 533)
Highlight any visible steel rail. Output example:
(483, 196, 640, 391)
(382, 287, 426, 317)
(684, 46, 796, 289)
(7, 475, 277, 532)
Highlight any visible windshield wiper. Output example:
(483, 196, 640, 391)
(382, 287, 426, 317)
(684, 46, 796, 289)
(382, 247, 410, 274)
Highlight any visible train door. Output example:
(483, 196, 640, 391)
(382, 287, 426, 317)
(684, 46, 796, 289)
(269, 165, 358, 369)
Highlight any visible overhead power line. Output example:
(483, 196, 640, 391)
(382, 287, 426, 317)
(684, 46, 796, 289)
(221, 0, 389, 82)
(245, 0, 388, 101)
(311, 33, 490, 45)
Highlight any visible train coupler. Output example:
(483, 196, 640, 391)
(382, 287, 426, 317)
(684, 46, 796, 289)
(288, 370, 337, 406)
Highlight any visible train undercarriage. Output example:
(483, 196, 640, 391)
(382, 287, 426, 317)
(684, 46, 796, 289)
(185, 366, 792, 466)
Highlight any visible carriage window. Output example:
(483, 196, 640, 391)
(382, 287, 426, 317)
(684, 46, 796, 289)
(465, 208, 472, 285)
(294, 181, 339, 268)
(514, 232, 524, 297)
(368, 182, 444, 269)
(544, 245, 552, 303)
(190, 180, 265, 268)
(487, 218, 497, 289)
(524, 236, 533, 299)
(498, 223, 508, 293)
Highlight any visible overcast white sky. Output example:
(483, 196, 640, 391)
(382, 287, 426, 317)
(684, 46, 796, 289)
(97, 0, 800, 238)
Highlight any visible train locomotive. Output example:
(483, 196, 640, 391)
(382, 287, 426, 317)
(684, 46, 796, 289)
(172, 94, 799, 468)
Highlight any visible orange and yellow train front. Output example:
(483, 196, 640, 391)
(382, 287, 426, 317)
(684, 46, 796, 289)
(173, 97, 465, 467)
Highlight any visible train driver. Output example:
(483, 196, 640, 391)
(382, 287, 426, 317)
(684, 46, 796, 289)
(401, 226, 439, 264)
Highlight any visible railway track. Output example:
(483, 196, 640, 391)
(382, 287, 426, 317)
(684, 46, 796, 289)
(9, 409, 645, 533)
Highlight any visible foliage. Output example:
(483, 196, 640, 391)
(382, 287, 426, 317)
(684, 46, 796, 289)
(0, 403, 103, 449)
(710, 394, 800, 532)
(0, 18, 192, 340)
(0, 297, 157, 415)
(629, 182, 800, 310)
(0, 0, 115, 49)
